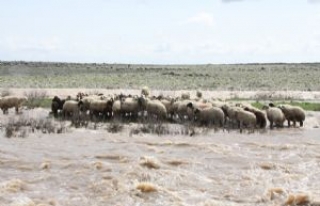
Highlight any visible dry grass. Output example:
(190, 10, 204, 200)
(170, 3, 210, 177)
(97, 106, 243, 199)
(140, 156, 161, 169)
(0, 179, 26, 193)
(107, 121, 123, 133)
(24, 90, 48, 109)
(40, 161, 51, 170)
(1, 61, 320, 90)
(3, 115, 66, 138)
(285, 193, 310, 205)
(136, 182, 158, 193)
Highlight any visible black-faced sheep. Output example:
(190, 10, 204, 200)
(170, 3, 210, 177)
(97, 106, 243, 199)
(192, 107, 225, 127)
(277, 104, 305, 127)
(119, 96, 144, 119)
(0, 96, 27, 114)
(173, 99, 195, 121)
(51, 96, 66, 115)
(262, 103, 286, 129)
(243, 106, 267, 129)
(186, 102, 212, 120)
(89, 98, 114, 119)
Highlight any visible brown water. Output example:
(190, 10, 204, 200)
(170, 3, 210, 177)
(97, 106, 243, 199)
(1, 109, 320, 206)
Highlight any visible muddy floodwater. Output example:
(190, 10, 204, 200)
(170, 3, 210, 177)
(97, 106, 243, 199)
(1, 109, 320, 206)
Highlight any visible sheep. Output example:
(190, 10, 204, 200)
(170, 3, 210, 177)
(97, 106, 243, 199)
(51, 96, 66, 115)
(190, 101, 212, 110)
(277, 104, 305, 127)
(210, 100, 225, 109)
(78, 95, 107, 115)
(243, 106, 267, 129)
(234, 109, 257, 132)
(187, 103, 224, 127)
(181, 92, 190, 100)
(112, 99, 122, 119)
(173, 99, 195, 121)
(141, 86, 150, 97)
(186, 102, 212, 120)
(196, 90, 202, 99)
(62, 100, 81, 119)
(0, 95, 27, 114)
(158, 96, 175, 119)
(262, 103, 286, 129)
(89, 97, 114, 119)
(139, 97, 167, 120)
(119, 96, 144, 119)
(221, 104, 243, 127)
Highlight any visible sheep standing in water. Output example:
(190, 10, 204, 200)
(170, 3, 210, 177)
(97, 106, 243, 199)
(278, 104, 305, 127)
(262, 103, 286, 129)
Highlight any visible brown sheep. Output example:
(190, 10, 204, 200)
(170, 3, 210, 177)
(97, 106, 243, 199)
(0, 96, 27, 114)
(277, 104, 305, 127)
(243, 106, 267, 129)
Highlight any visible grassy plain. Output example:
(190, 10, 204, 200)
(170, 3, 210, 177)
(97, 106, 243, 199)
(1, 61, 320, 91)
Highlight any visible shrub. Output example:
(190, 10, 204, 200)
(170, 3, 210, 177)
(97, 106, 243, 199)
(107, 121, 123, 133)
(3, 115, 66, 138)
(24, 90, 48, 109)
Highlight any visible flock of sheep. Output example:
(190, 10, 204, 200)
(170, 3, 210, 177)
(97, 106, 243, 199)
(0, 87, 306, 131)
(49, 87, 306, 131)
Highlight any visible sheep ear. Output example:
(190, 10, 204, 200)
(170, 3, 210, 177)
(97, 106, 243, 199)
(269, 103, 275, 107)
(186, 102, 193, 108)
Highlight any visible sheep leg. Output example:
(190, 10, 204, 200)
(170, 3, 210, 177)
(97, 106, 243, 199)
(239, 121, 243, 134)
(300, 120, 303, 127)
(287, 120, 291, 127)
(270, 121, 274, 129)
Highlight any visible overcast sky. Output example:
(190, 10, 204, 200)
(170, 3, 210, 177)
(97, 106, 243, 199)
(0, 0, 320, 64)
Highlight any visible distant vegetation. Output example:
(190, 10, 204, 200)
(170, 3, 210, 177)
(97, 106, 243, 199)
(1, 61, 320, 90)
(252, 101, 320, 111)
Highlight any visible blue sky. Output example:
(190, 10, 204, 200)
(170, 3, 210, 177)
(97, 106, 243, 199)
(0, 0, 320, 64)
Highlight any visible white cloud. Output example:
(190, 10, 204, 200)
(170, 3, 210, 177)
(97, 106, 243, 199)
(186, 12, 215, 27)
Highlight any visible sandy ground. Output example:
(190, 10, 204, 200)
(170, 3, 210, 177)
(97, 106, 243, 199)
(0, 108, 320, 205)
(3, 88, 320, 101)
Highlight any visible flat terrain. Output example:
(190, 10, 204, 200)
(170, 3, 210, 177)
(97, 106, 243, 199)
(1, 61, 320, 91)
(1, 61, 320, 206)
